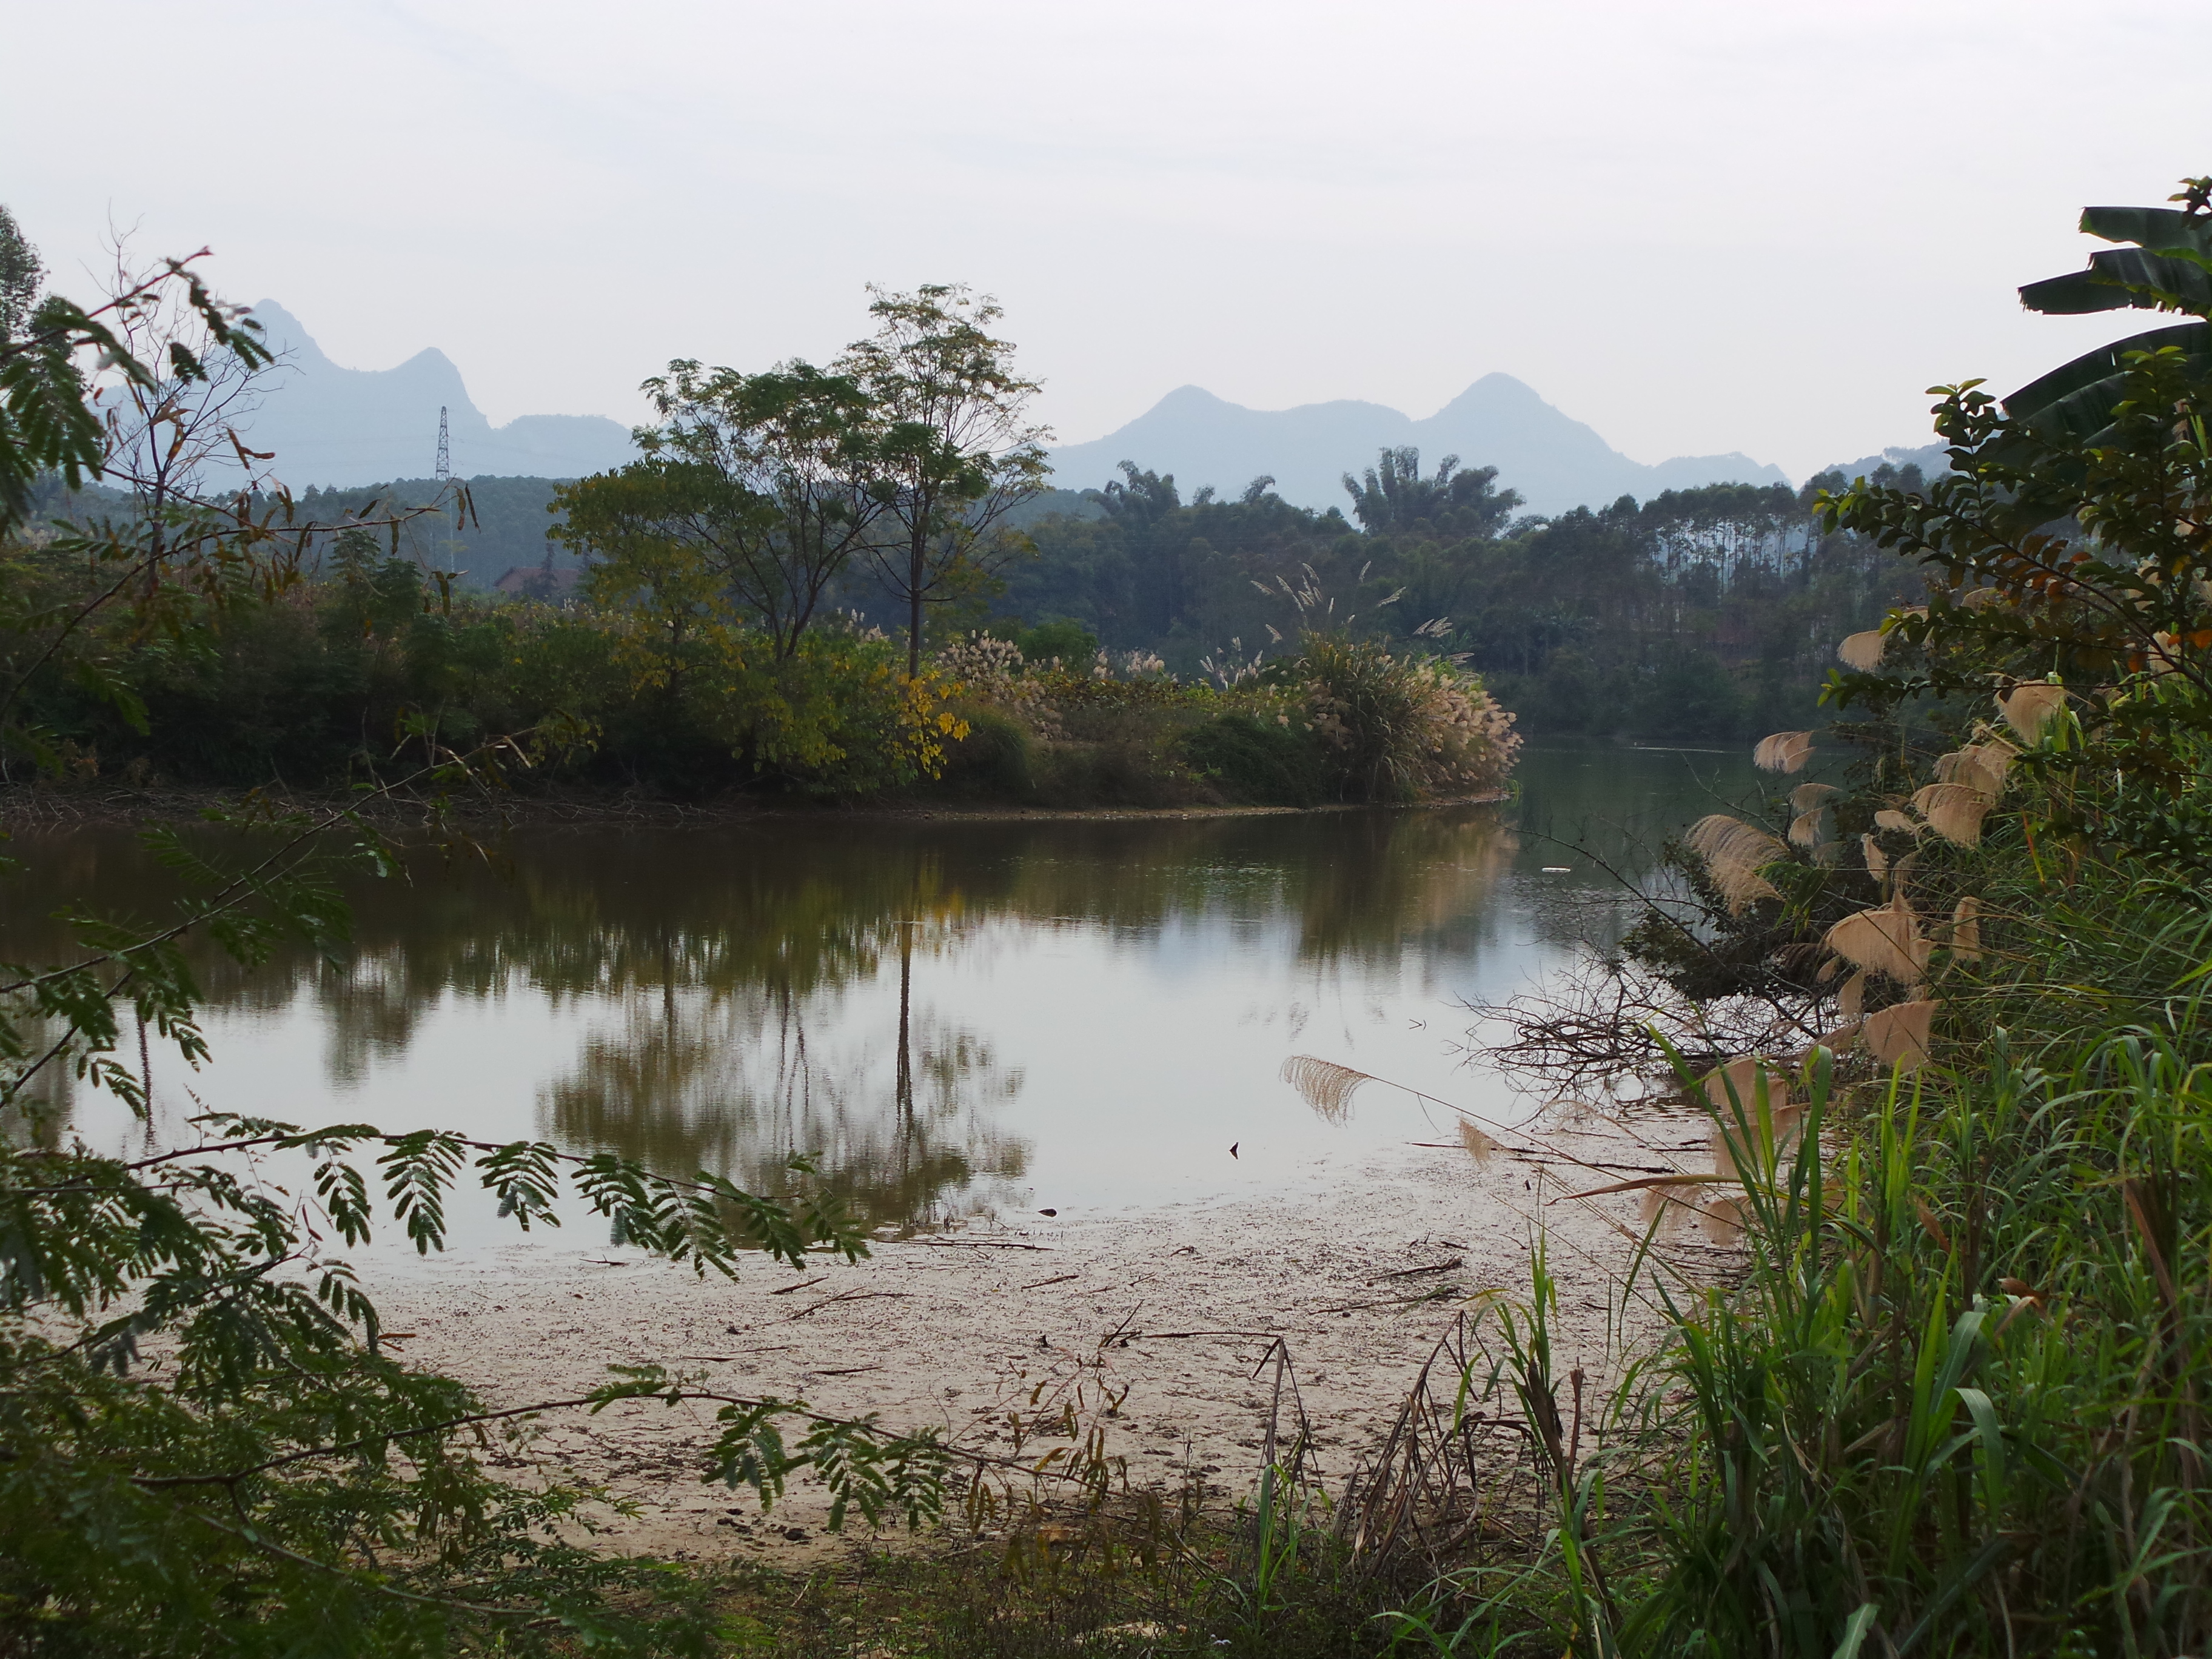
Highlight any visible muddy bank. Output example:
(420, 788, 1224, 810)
(363, 1123, 1731, 1567)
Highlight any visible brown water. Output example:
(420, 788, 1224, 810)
(4, 742, 1760, 1248)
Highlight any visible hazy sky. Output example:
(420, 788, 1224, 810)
(7, 0, 2208, 481)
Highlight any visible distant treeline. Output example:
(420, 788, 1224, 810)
(974, 453, 1931, 741)
(26, 449, 1931, 744)
(292, 477, 582, 591)
(252, 450, 1928, 745)
(26, 472, 581, 592)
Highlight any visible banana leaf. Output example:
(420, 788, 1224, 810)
(2000, 203, 2212, 445)
(2077, 204, 2212, 258)
(2020, 248, 2212, 317)
(2002, 320, 2212, 443)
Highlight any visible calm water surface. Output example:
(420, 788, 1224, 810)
(7, 743, 1757, 1247)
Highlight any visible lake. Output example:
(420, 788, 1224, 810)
(4, 742, 1758, 1247)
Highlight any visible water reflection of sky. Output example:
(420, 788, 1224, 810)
(6, 742, 1764, 1249)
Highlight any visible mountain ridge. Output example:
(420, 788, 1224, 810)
(231, 301, 637, 488)
(220, 306, 1904, 516)
(1047, 373, 1790, 517)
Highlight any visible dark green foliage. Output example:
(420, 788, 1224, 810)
(555, 358, 888, 658)
(0, 203, 39, 343)
(2007, 180, 2212, 444)
(934, 705, 1037, 798)
(1017, 615, 1099, 666)
(838, 283, 1052, 675)
(993, 464, 1351, 656)
(1341, 445, 1521, 538)
(1634, 645, 1744, 739)
(928, 627, 1515, 810)
(293, 474, 581, 589)
(1005, 463, 1916, 743)
(1178, 712, 1325, 806)
(1295, 635, 1517, 803)
(1030, 736, 1180, 806)
(9, 534, 1506, 808)
(48, 449, 1908, 757)
(4, 555, 988, 797)
(1823, 354, 2212, 883)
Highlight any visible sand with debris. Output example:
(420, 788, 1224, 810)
(366, 1116, 1737, 1564)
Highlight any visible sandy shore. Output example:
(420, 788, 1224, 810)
(364, 1116, 1730, 1566)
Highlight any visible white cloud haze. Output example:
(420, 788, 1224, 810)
(5, 0, 2207, 481)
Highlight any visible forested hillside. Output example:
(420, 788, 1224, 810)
(292, 475, 583, 589)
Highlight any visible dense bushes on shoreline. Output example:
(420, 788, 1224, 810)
(0, 548, 1517, 807)
(931, 630, 1517, 808)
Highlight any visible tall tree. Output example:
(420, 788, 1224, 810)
(557, 359, 883, 657)
(1342, 446, 1521, 538)
(0, 204, 41, 345)
(1632, 482, 1806, 580)
(839, 284, 1050, 676)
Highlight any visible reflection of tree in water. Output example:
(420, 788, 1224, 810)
(0, 808, 1529, 1155)
(314, 950, 425, 1085)
(543, 920, 1027, 1228)
(1282, 809, 1514, 971)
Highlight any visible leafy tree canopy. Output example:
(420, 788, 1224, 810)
(1341, 445, 1522, 538)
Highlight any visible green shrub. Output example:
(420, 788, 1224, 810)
(700, 629, 969, 796)
(1030, 737, 1195, 808)
(1017, 616, 1099, 666)
(931, 631, 1524, 808)
(1177, 712, 1325, 806)
(1629, 646, 1744, 740)
(934, 705, 1037, 799)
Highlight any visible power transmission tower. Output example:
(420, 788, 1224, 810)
(434, 406, 451, 483)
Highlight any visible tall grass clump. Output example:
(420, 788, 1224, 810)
(1387, 1021, 2212, 1657)
(1632, 1030, 2212, 1657)
(1296, 634, 1520, 803)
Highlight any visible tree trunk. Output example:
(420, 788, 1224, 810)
(906, 534, 926, 679)
(896, 918, 914, 1134)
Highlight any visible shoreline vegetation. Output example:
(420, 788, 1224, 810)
(0, 779, 1515, 829)
(11, 172, 2212, 1657)
(0, 568, 1527, 811)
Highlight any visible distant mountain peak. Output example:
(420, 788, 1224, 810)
(244, 300, 329, 368)
(223, 301, 635, 489)
(1049, 378, 1789, 517)
(1435, 371, 1544, 409)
